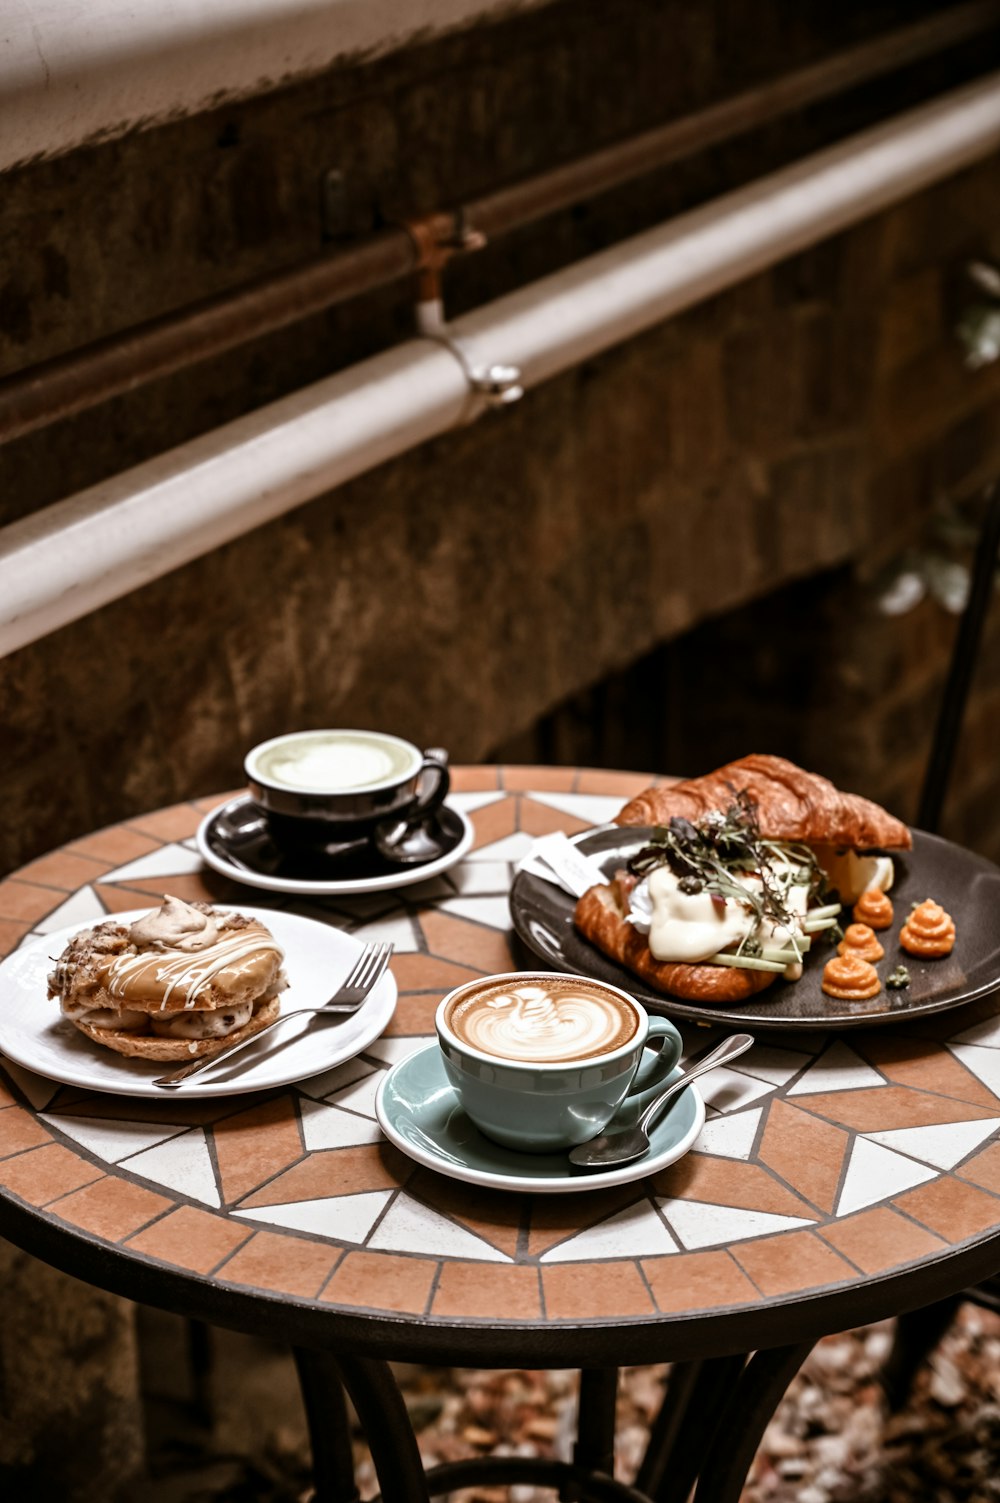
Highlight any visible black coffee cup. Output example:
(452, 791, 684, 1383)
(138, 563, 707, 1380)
(245, 730, 450, 850)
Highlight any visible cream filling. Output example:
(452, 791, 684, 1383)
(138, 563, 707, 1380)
(61, 999, 149, 1032)
(811, 847, 894, 905)
(629, 863, 811, 977)
(149, 1001, 255, 1039)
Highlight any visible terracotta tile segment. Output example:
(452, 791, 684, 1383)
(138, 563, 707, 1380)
(0, 880, 64, 924)
(115, 874, 237, 904)
(128, 804, 202, 841)
(53, 1177, 172, 1241)
(66, 827, 160, 865)
(95, 884, 165, 914)
(518, 800, 592, 838)
(641, 1250, 762, 1314)
(576, 770, 654, 797)
(408, 1169, 522, 1258)
(758, 1100, 849, 1214)
(0, 1105, 53, 1157)
(794, 1085, 999, 1134)
(14, 851, 112, 890)
(322, 1250, 437, 1315)
(855, 1035, 1000, 1110)
(0, 1079, 15, 1108)
(383, 994, 441, 1037)
(731, 1230, 857, 1297)
(500, 766, 578, 792)
(434, 1262, 542, 1322)
(390, 954, 482, 993)
(469, 797, 519, 852)
(238, 1143, 409, 1208)
(212, 1094, 303, 1205)
(126, 1204, 252, 1274)
(958, 1142, 1000, 1195)
(543, 1261, 655, 1321)
(0, 917, 32, 955)
(651, 1154, 816, 1219)
(819, 1206, 947, 1275)
(451, 767, 502, 792)
(191, 790, 243, 813)
(419, 911, 514, 975)
(0, 1144, 103, 1205)
(527, 1183, 646, 1257)
(217, 1229, 339, 1298)
(56, 1092, 228, 1127)
(894, 1177, 1000, 1242)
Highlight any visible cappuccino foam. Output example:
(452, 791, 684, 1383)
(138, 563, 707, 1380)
(255, 732, 417, 791)
(446, 978, 639, 1063)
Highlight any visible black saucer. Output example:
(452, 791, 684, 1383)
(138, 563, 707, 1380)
(198, 794, 472, 893)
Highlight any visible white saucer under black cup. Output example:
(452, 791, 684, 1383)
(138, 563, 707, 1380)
(197, 793, 475, 896)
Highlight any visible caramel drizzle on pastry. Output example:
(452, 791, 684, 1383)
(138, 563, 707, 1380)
(104, 927, 281, 1008)
(900, 899, 955, 958)
(837, 923, 885, 964)
(852, 889, 893, 930)
(822, 953, 881, 1000)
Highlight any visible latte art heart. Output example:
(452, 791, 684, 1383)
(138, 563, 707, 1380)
(447, 979, 638, 1062)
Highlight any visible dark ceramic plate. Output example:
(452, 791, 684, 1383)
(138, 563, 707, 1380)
(508, 825, 1000, 1031)
(196, 794, 474, 896)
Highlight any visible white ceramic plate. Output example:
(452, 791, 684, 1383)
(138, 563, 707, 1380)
(375, 1043, 705, 1194)
(0, 908, 396, 1098)
(195, 795, 475, 896)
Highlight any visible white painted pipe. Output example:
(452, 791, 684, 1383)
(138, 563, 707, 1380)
(2, 71, 1000, 657)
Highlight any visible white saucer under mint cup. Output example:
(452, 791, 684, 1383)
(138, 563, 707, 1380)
(435, 972, 682, 1153)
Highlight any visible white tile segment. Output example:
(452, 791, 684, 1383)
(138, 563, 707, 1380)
(952, 1015, 1000, 1049)
(324, 1067, 384, 1119)
(362, 1034, 435, 1066)
(526, 792, 624, 825)
(656, 1198, 815, 1251)
(42, 1113, 184, 1164)
(295, 1056, 377, 1101)
(435, 896, 514, 930)
(732, 1045, 814, 1088)
(449, 792, 508, 814)
(105, 843, 206, 881)
(694, 1108, 763, 1161)
(835, 1138, 937, 1217)
(299, 1099, 383, 1150)
(448, 861, 514, 894)
(540, 1201, 678, 1262)
(786, 1041, 888, 1096)
(34, 885, 108, 934)
(348, 914, 420, 952)
(947, 1043, 1000, 1099)
(699, 1068, 775, 1115)
(865, 1118, 1000, 1170)
(1, 1058, 61, 1109)
(367, 1192, 512, 1261)
(235, 1190, 392, 1243)
(468, 832, 537, 862)
(121, 1128, 220, 1207)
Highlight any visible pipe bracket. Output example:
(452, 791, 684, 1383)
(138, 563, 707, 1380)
(416, 297, 523, 409)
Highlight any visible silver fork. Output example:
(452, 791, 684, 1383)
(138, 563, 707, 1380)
(152, 941, 393, 1089)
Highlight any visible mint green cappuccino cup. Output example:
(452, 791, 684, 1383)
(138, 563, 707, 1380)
(435, 971, 682, 1153)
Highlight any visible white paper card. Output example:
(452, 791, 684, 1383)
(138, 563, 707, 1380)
(517, 832, 606, 898)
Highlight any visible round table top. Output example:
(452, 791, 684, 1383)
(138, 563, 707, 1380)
(2, 765, 1000, 1367)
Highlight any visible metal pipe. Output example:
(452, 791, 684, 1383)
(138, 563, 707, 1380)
(1, 0, 997, 445)
(2, 70, 1000, 657)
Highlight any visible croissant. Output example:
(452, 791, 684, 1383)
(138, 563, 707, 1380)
(574, 880, 777, 1003)
(616, 754, 911, 851)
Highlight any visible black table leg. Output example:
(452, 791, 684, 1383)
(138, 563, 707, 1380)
(333, 1353, 433, 1503)
(292, 1346, 362, 1503)
(563, 1368, 620, 1499)
(635, 1355, 747, 1503)
(691, 1343, 813, 1503)
(880, 1294, 963, 1410)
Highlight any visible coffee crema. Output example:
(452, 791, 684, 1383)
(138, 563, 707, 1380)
(253, 731, 418, 792)
(446, 978, 639, 1063)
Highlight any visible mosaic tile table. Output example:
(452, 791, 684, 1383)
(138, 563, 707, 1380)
(2, 766, 1000, 1503)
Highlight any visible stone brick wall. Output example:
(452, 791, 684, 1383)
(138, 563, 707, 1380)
(2, 0, 1000, 875)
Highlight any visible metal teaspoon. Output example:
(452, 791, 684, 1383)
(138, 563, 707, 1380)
(568, 1032, 755, 1170)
